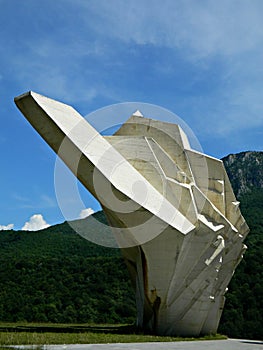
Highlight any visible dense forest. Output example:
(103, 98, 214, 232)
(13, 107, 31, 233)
(0, 151, 262, 339)
(0, 213, 135, 325)
(218, 188, 263, 339)
(219, 151, 263, 339)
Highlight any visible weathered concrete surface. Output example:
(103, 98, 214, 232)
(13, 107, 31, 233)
(15, 92, 249, 337)
(6, 339, 263, 350)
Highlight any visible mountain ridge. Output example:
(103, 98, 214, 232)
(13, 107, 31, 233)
(0, 150, 262, 339)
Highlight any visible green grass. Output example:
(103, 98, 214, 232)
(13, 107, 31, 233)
(0, 323, 227, 345)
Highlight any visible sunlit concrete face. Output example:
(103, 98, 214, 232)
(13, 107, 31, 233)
(15, 91, 249, 336)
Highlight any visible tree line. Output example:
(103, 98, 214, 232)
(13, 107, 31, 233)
(0, 191, 262, 339)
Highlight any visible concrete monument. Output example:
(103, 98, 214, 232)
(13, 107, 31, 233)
(15, 91, 249, 336)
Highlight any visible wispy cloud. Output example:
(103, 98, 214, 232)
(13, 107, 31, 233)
(12, 194, 33, 208)
(77, 0, 263, 135)
(2, 0, 262, 234)
(13, 193, 57, 209)
(40, 195, 57, 208)
(13, 194, 31, 202)
(81, 0, 263, 58)
(5, 0, 263, 137)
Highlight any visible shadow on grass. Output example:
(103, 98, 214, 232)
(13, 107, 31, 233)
(0, 323, 137, 335)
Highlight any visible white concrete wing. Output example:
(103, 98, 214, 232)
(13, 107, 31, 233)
(15, 91, 249, 337)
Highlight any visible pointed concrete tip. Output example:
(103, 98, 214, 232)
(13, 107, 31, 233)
(133, 109, 144, 117)
(14, 91, 32, 102)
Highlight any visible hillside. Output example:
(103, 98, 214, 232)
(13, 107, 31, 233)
(222, 151, 263, 197)
(0, 151, 262, 339)
(218, 151, 263, 339)
(0, 213, 135, 324)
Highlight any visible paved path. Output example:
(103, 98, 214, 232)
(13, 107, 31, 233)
(8, 339, 263, 350)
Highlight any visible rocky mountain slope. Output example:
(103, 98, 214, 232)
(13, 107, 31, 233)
(222, 151, 263, 198)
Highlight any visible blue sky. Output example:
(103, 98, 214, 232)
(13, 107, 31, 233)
(0, 0, 262, 230)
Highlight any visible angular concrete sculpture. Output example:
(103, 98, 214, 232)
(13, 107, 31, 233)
(15, 92, 249, 336)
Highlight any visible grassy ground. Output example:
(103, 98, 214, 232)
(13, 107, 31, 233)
(0, 323, 227, 345)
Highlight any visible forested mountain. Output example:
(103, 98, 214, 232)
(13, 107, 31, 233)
(0, 213, 135, 324)
(218, 151, 263, 339)
(0, 151, 262, 339)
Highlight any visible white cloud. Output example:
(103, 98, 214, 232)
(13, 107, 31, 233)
(7, 0, 263, 139)
(0, 223, 14, 231)
(84, 0, 263, 59)
(71, 0, 263, 137)
(79, 208, 95, 219)
(22, 214, 50, 231)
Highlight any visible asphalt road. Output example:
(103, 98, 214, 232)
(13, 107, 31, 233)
(7, 339, 262, 350)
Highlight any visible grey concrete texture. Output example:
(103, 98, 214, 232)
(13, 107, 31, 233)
(7, 339, 262, 350)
